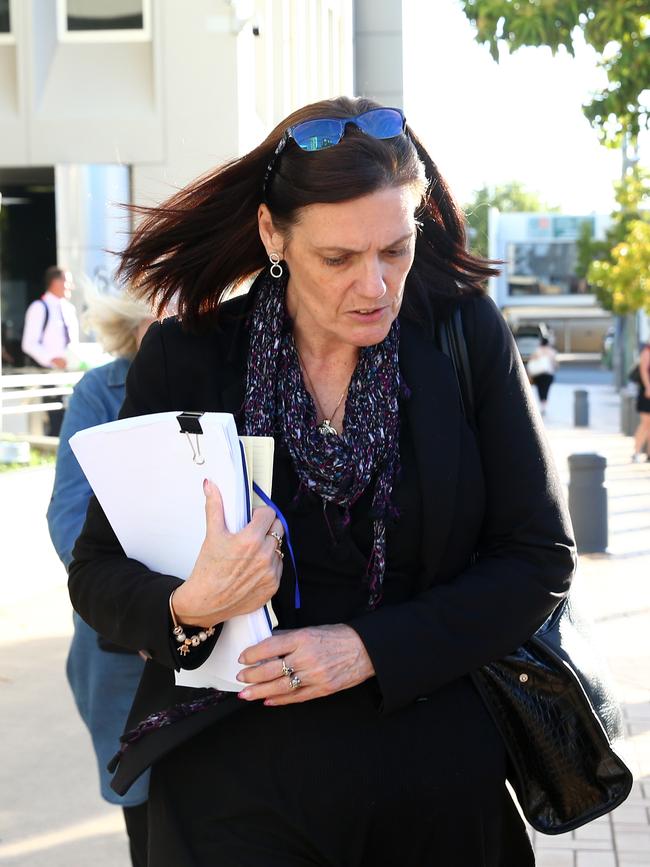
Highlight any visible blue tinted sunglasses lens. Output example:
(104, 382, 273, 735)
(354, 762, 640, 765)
(355, 108, 405, 138)
(291, 119, 344, 151)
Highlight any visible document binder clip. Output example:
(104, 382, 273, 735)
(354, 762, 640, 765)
(177, 412, 205, 466)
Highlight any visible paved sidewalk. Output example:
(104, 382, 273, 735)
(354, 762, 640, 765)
(530, 382, 650, 867)
(0, 378, 648, 865)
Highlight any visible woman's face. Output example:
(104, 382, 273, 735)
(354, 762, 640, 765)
(259, 185, 419, 351)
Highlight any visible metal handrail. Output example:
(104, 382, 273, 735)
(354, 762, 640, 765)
(3, 387, 75, 401)
(1, 371, 84, 388)
(0, 369, 84, 420)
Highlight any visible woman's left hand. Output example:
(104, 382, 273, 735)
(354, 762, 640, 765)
(236, 624, 375, 705)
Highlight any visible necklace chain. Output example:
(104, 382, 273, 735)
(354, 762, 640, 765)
(296, 348, 349, 435)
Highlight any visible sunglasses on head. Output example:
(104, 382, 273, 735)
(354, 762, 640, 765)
(262, 107, 406, 200)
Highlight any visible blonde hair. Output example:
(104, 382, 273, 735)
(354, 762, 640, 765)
(82, 288, 154, 358)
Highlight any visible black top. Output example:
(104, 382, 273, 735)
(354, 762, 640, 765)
(271, 409, 422, 631)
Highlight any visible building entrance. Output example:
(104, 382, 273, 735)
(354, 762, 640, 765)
(0, 167, 56, 369)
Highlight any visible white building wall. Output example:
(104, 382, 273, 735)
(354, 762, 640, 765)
(1, 0, 354, 281)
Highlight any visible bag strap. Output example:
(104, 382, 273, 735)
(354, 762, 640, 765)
(38, 298, 49, 344)
(438, 305, 476, 430)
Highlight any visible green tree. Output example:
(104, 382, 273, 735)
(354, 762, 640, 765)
(464, 181, 557, 257)
(459, 0, 650, 145)
(585, 166, 650, 313)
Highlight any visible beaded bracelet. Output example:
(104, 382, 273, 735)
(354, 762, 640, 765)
(169, 589, 216, 656)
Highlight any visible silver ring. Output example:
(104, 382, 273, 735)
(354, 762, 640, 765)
(288, 673, 302, 690)
(281, 660, 294, 677)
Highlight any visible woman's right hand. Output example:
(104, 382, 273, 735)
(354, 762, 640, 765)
(170, 479, 283, 628)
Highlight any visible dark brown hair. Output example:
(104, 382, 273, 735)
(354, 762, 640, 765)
(117, 96, 498, 330)
(44, 266, 65, 291)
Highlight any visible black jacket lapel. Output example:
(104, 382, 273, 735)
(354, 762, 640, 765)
(399, 317, 462, 588)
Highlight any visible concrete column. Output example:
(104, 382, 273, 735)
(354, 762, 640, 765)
(54, 164, 130, 318)
(354, 0, 403, 107)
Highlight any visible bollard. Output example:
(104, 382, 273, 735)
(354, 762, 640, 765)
(574, 390, 589, 427)
(620, 392, 630, 435)
(568, 453, 608, 553)
(621, 392, 640, 436)
(630, 396, 640, 437)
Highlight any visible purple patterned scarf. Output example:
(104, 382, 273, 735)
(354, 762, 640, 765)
(113, 269, 405, 759)
(244, 268, 403, 610)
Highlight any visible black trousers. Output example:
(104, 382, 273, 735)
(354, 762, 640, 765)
(124, 803, 149, 867)
(534, 374, 554, 402)
(146, 678, 533, 867)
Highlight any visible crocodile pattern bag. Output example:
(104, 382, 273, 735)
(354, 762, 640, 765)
(470, 597, 632, 833)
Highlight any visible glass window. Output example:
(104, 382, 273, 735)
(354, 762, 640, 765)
(0, 0, 10, 33)
(506, 242, 590, 296)
(66, 0, 143, 32)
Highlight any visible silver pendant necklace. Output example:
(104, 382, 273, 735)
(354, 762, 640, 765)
(316, 389, 347, 436)
(297, 349, 348, 436)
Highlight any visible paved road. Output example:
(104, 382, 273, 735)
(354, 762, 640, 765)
(555, 364, 615, 387)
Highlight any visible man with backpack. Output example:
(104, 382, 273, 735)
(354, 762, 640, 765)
(22, 266, 79, 369)
(21, 266, 79, 435)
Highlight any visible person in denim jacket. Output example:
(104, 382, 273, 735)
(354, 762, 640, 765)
(47, 290, 154, 867)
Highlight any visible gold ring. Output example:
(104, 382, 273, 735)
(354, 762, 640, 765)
(281, 660, 294, 677)
(275, 546, 284, 559)
(270, 531, 283, 545)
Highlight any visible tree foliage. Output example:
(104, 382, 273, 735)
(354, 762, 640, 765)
(464, 181, 557, 257)
(459, 0, 650, 145)
(582, 167, 650, 312)
(588, 221, 650, 313)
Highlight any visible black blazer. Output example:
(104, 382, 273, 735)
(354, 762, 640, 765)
(68, 287, 576, 795)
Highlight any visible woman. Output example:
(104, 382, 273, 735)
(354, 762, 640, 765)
(527, 336, 558, 417)
(632, 340, 650, 462)
(48, 289, 154, 867)
(69, 97, 575, 866)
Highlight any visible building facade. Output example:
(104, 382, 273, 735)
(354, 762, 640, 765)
(0, 0, 357, 369)
(488, 209, 614, 357)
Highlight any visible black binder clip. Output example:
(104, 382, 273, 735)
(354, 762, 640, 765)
(177, 412, 205, 465)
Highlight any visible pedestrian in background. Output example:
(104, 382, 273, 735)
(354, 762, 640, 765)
(527, 336, 558, 417)
(21, 266, 80, 435)
(632, 340, 650, 463)
(47, 289, 154, 867)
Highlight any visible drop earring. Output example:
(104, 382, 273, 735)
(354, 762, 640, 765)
(269, 252, 283, 279)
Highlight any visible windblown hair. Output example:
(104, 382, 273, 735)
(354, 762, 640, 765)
(117, 95, 499, 331)
(82, 288, 153, 359)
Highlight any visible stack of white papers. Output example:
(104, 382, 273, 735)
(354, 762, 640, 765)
(70, 411, 276, 691)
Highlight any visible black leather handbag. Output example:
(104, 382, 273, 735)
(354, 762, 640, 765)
(438, 307, 633, 834)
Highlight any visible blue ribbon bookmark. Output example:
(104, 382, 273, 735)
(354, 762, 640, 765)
(253, 481, 301, 610)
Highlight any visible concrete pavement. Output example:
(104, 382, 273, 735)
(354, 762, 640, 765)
(0, 374, 648, 865)
(0, 466, 129, 865)
(530, 380, 650, 867)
